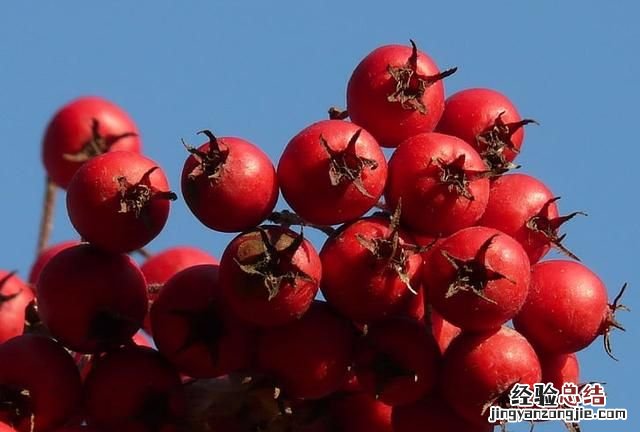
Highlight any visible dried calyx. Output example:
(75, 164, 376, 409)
(88, 309, 137, 349)
(356, 203, 427, 295)
(387, 39, 457, 113)
(602, 282, 630, 361)
(476, 111, 538, 174)
(182, 130, 230, 183)
(440, 234, 514, 304)
(525, 197, 586, 261)
(235, 228, 315, 300)
(64, 118, 137, 162)
(320, 129, 379, 198)
(117, 167, 177, 218)
(0, 271, 20, 306)
(433, 154, 491, 200)
(168, 303, 224, 365)
(328, 106, 349, 120)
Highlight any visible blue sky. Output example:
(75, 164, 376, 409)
(1, 2, 637, 431)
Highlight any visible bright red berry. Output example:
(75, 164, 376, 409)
(385, 132, 490, 236)
(425, 226, 531, 332)
(278, 120, 387, 225)
(151, 264, 256, 378)
(36, 244, 148, 353)
(320, 211, 423, 323)
(42, 96, 141, 189)
(347, 40, 456, 148)
(442, 326, 542, 425)
(0, 272, 33, 344)
(181, 130, 278, 232)
(478, 173, 585, 263)
(257, 301, 354, 399)
(436, 88, 537, 173)
(0, 335, 82, 432)
(513, 260, 627, 358)
(219, 226, 321, 327)
(328, 393, 392, 432)
(66, 151, 177, 253)
(540, 352, 580, 390)
(429, 309, 461, 355)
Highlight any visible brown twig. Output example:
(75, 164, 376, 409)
(133, 247, 152, 259)
(36, 177, 57, 256)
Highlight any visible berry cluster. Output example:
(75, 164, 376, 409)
(0, 40, 628, 432)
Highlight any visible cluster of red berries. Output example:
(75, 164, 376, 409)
(0, 40, 627, 432)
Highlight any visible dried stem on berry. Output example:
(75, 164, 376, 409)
(267, 210, 336, 236)
(117, 167, 177, 217)
(602, 283, 629, 361)
(387, 39, 457, 113)
(526, 197, 586, 261)
(63, 118, 137, 162)
(182, 130, 230, 182)
(328, 107, 349, 120)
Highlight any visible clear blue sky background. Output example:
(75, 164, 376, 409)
(1, 2, 637, 431)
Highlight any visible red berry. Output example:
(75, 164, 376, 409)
(329, 393, 392, 432)
(140, 246, 218, 333)
(83, 346, 186, 431)
(278, 120, 387, 225)
(442, 326, 541, 425)
(392, 396, 494, 432)
(257, 301, 354, 399)
(0, 335, 82, 432)
(353, 317, 440, 406)
(28, 240, 79, 284)
(42, 96, 141, 189)
(0, 272, 33, 344)
(513, 260, 626, 357)
(425, 227, 531, 332)
(385, 132, 490, 236)
(320, 212, 422, 323)
(478, 173, 584, 263)
(219, 226, 321, 327)
(436, 88, 537, 173)
(151, 264, 256, 378)
(540, 352, 580, 390)
(0, 423, 15, 432)
(181, 130, 278, 232)
(347, 40, 456, 147)
(66, 151, 176, 253)
(36, 244, 148, 353)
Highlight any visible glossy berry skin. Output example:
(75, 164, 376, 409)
(425, 227, 531, 332)
(67, 151, 175, 253)
(83, 346, 185, 432)
(392, 396, 494, 432)
(436, 88, 534, 170)
(140, 246, 218, 333)
(0, 335, 82, 432)
(151, 265, 256, 378)
(219, 226, 321, 327)
(347, 42, 453, 148)
(0, 272, 33, 344)
(329, 393, 392, 432)
(43, 96, 142, 189)
(28, 240, 79, 285)
(353, 317, 440, 406)
(540, 353, 580, 390)
(478, 173, 578, 264)
(443, 326, 541, 425)
(385, 133, 490, 236)
(320, 217, 423, 323)
(513, 260, 610, 354)
(257, 302, 354, 399)
(36, 244, 148, 353)
(0, 423, 16, 432)
(278, 120, 387, 225)
(181, 131, 278, 233)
